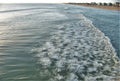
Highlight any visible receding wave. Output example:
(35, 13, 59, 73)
(31, 14, 120, 81)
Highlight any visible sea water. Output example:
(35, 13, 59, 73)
(0, 4, 119, 81)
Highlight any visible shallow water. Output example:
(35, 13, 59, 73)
(0, 4, 120, 81)
(62, 4, 120, 57)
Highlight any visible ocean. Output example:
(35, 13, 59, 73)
(0, 4, 120, 81)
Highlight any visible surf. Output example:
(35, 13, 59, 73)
(31, 14, 120, 81)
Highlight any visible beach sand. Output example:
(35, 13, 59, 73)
(80, 5, 120, 11)
(67, 3, 120, 11)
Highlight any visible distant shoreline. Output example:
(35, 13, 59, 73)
(66, 3, 120, 11)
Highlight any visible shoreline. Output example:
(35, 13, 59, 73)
(66, 3, 120, 11)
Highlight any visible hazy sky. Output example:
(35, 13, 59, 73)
(0, 0, 116, 3)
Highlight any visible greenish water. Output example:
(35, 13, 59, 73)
(0, 4, 119, 81)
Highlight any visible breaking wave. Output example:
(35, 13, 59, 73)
(31, 14, 120, 81)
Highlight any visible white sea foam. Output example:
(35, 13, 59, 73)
(31, 14, 120, 81)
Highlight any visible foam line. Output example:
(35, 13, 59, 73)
(31, 14, 120, 81)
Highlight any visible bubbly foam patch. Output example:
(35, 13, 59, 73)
(31, 14, 120, 81)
